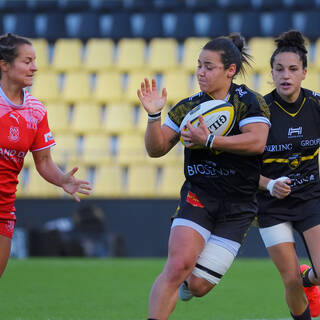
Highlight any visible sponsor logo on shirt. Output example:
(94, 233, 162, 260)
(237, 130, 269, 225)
(288, 153, 301, 170)
(235, 87, 248, 97)
(0, 148, 25, 163)
(8, 126, 19, 142)
(44, 131, 53, 143)
(288, 126, 302, 138)
(265, 144, 293, 152)
(187, 161, 236, 177)
(9, 113, 20, 124)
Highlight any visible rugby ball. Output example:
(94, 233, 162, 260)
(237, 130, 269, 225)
(180, 100, 235, 147)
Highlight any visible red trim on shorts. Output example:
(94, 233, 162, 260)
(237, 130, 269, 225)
(0, 219, 15, 239)
(186, 191, 204, 208)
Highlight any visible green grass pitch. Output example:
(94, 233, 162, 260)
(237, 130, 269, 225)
(2, 258, 319, 320)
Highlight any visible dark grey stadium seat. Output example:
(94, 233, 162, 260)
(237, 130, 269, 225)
(133, 12, 164, 39)
(77, 12, 101, 39)
(207, 11, 230, 38)
(41, 13, 67, 42)
(241, 11, 263, 38)
(303, 10, 320, 41)
(13, 13, 37, 38)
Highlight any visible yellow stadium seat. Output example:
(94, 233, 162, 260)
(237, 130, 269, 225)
(116, 38, 146, 72)
(23, 152, 34, 166)
(60, 71, 91, 104)
(31, 38, 50, 71)
(189, 76, 201, 96)
(126, 164, 157, 197)
(158, 164, 185, 198)
(116, 132, 147, 165)
(31, 71, 60, 103)
(46, 102, 70, 134)
(182, 37, 209, 73)
(92, 71, 123, 104)
(71, 102, 102, 134)
(303, 71, 320, 92)
(84, 38, 114, 72)
(311, 39, 320, 71)
(248, 37, 275, 73)
(233, 70, 256, 89)
(102, 103, 135, 134)
(256, 72, 274, 96)
(162, 70, 191, 105)
(148, 38, 179, 72)
(22, 166, 62, 198)
(147, 143, 184, 166)
(51, 133, 79, 166)
(81, 134, 112, 166)
(52, 38, 83, 72)
(92, 164, 123, 197)
(125, 71, 154, 104)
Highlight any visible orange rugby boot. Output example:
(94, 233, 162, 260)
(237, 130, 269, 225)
(300, 264, 320, 318)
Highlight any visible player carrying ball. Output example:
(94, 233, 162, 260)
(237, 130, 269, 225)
(137, 33, 270, 320)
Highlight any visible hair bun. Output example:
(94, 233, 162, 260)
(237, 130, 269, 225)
(276, 30, 307, 54)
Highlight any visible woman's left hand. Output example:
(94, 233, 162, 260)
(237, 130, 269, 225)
(181, 116, 210, 148)
(61, 167, 92, 202)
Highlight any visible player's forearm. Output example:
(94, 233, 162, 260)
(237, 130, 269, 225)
(212, 132, 266, 155)
(259, 175, 271, 191)
(35, 157, 65, 187)
(144, 121, 177, 157)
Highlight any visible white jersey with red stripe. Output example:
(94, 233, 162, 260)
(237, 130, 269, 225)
(0, 87, 55, 219)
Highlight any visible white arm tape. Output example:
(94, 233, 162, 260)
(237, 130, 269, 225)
(266, 176, 289, 196)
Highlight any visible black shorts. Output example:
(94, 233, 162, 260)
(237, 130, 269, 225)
(258, 197, 320, 233)
(172, 186, 257, 244)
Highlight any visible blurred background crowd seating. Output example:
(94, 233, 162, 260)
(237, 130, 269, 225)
(3, 0, 320, 199)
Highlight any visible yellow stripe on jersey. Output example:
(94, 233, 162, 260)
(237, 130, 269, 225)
(274, 98, 306, 117)
(263, 148, 319, 164)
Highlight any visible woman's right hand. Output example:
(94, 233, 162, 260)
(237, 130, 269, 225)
(137, 78, 167, 115)
(267, 177, 291, 199)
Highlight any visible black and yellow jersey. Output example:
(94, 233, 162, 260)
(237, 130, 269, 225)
(259, 88, 320, 206)
(164, 83, 270, 206)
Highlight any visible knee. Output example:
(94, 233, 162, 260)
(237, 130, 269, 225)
(164, 259, 195, 284)
(188, 275, 215, 297)
(282, 273, 303, 291)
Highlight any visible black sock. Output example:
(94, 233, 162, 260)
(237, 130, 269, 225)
(302, 268, 314, 287)
(290, 305, 311, 320)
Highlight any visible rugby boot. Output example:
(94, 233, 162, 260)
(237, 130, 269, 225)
(300, 264, 320, 318)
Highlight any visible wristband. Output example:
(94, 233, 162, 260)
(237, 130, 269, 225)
(148, 112, 161, 121)
(266, 176, 289, 196)
(205, 134, 215, 148)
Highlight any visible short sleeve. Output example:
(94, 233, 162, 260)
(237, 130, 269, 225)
(30, 111, 56, 152)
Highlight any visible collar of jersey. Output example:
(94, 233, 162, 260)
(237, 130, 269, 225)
(207, 92, 230, 102)
(0, 85, 26, 108)
(274, 98, 306, 117)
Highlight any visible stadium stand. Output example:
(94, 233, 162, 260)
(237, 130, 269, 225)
(6, 0, 320, 199)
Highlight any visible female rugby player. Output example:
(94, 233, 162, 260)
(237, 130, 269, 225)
(0, 33, 91, 277)
(258, 30, 320, 320)
(137, 33, 270, 320)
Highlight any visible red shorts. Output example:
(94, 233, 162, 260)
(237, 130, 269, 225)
(0, 219, 15, 239)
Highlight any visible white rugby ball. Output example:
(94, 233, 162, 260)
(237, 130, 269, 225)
(180, 100, 235, 147)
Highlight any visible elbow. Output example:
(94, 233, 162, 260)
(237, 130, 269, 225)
(147, 149, 164, 158)
(250, 142, 266, 155)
